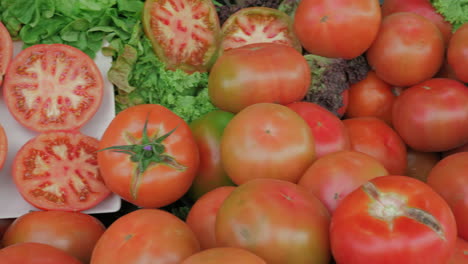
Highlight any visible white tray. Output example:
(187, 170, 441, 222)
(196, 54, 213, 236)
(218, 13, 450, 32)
(0, 41, 121, 219)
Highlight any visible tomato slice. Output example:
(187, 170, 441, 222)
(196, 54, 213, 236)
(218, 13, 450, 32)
(142, 0, 221, 73)
(3, 44, 104, 132)
(220, 7, 302, 53)
(0, 124, 7, 170)
(0, 21, 13, 86)
(13, 131, 111, 211)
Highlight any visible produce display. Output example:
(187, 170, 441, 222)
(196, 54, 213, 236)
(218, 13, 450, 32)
(0, 0, 468, 263)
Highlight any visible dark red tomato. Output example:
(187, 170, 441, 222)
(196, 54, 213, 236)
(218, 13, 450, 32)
(287, 101, 351, 159)
(90, 209, 200, 264)
(331, 175, 457, 264)
(381, 0, 453, 46)
(221, 103, 315, 184)
(405, 148, 440, 182)
(186, 186, 235, 250)
(448, 23, 468, 83)
(0, 124, 7, 170)
(345, 71, 396, 126)
(336, 90, 349, 118)
(142, 0, 220, 73)
(427, 152, 468, 241)
(450, 238, 468, 264)
(0, 21, 13, 86)
(216, 178, 331, 264)
(3, 44, 103, 132)
(181, 247, 266, 264)
(220, 7, 302, 53)
(366, 12, 445, 87)
(208, 43, 310, 113)
(436, 57, 459, 81)
(392, 78, 468, 152)
(0, 242, 82, 264)
(443, 142, 468, 158)
(298, 150, 388, 213)
(343, 117, 407, 175)
(98, 104, 199, 208)
(294, 0, 381, 59)
(13, 131, 111, 211)
(188, 110, 235, 200)
(2, 211, 105, 263)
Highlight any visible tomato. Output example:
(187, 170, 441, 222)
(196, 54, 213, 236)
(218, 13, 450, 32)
(215, 178, 331, 264)
(392, 78, 468, 152)
(298, 150, 388, 214)
(427, 152, 468, 241)
(220, 7, 301, 53)
(142, 0, 220, 73)
(181, 247, 266, 264)
(90, 209, 200, 264)
(331, 175, 457, 264)
(287, 101, 351, 159)
(437, 58, 459, 81)
(97, 104, 199, 208)
(405, 148, 440, 182)
(0, 219, 14, 248)
(293, 0, 381, 59)
(186, 186, 235, 250)
(450, 238, 468, 264)
(0, 21, 13, 86)
(366, 12, 445, 87)
(188, 110, 235, 200)
(448, 23, 468, 83)
(2, 211, 105, 263)
(13, 131, 111, 211)
(343, 117, 407, 175)
(0, 124, 7, 170)
(221, 103, 315, 184)
(3, 44, 104, 132)
(0, 242, 82, 264)
(381, 0, 453, 46)
(345, 71, 396, 125)
(208, 43, 310, 113)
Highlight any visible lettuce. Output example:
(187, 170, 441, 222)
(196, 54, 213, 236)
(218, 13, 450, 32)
(431, 0, 468, 32)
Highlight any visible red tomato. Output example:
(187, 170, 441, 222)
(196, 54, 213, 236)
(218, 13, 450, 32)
(366, 12, 445, 87)
(381, 0, 453, 46)
(298, 150, 388, 213)
(208, 43, 310, 113)
(0, 242, 82, 264)
(392, 78, 468, 152)
(437, 58, 460, 81)
(216, 178, 331, 264)
(0, 219, 14, 248)
(450, 238, 468, 264)
(0, 21, 13, 86)
(343, 117, 407, 175)
(97, 104, 199, 208)
(186, 186, 235, 250)
(13, 131, 111, 211)
(331, 175, 457, 264)
(448, 23, 468, 83)
(345, 71, 396, 125)
(427, 152, 468, 241)
(221, 103, 315, 184)
(181, 247, 266, 264)
(287, 101, 350, 159)
(405, 148, 441, 182)
(3, 44, 104, 132)
(91, 209, 200, 264)
(0, 124, 7, 170)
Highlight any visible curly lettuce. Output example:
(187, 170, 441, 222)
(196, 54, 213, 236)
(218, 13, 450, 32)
(431, 0, 468, 32)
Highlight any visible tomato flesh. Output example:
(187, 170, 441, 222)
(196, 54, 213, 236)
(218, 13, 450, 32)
(0, 21, 13, 86)
(0, 124, 7, 170)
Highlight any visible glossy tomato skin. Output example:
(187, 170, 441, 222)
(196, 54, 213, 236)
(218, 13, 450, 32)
(294, 0, 381, 59)
(427, 152, 468, 241)
(366, 12, 445, 87)
(0, 124, 7, 170)
(216, 178, 331, 264)
(298, 150, 388, 213)
(343, 117, 407, 175)
(0, 242, 82, 264)
(98, 104, 199, 208)
(392, 78, 468, 152)
(287, 101, 351, 159)
(91, 209, 200, 264)
(448, 23, 468, 83)
(2, 211, 105, 263)
(331, 175, 457, 264)
(186, 186, 235, 250)
(181, 247, 266, 264)
(188, 110, 235, 200)
(221, 103, 315, 184)
(405, 148, 441, 182)
(208, 43, 310, 113)
(0, 21, 13, 86)
(449, 238, 468, 264)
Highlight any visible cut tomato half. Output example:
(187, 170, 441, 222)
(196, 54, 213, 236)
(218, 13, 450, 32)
(13, 131, 111, 211)
(0, 21, 13, 86)
(0, 124, 7, 170)
(3, 44, 104, 132)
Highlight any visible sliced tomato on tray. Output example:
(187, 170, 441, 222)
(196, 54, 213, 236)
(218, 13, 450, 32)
(0, 21, 13, 86)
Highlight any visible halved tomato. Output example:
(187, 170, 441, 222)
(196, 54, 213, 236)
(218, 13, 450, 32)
(0, 124, 7, 170)
(142, 0, 221, 73)
(3, 44, 103, 132)
(0, 21, 13, 86)
(12, 131, 111, 211)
